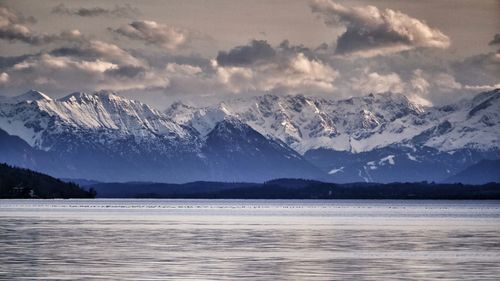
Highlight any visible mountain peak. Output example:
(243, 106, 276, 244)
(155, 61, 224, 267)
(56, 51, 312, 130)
(8, 90, 52, 104)
(471, 88, 500, 105)
(207, 116, 259, 141)
(58, 92, 91, 102)
(58, 91, 142, 108)
(212, 116, 247, 133)
(467, 88, 500, 118)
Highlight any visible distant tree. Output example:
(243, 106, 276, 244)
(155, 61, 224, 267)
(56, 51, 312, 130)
(0, 163, 95, 198)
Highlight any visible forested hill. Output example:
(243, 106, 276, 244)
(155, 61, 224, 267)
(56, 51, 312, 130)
(0, 163, 95, 198)
(90, 179, 500, 199)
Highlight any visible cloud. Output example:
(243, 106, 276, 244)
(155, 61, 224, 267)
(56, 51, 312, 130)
(0, 34, 172, 93)
(350, 68, 404, 94)
(0, 0, 495, 108)
(452, 51, 500, 87)
(0, 72, 9, 84)
(111, 21, 191, 51)
(216, 40, 276, 66)
(489, 33, 500, 46)
(52, 3, 139, 18)
(12, 53, 117, 74)
(104, 65, 146, 78)
(0, 5, 48, 44)
(463, 84, 500, 91)
(0, 54, 33, 71)
(128, 40, 339, 99)
(0, 5, 35, 25)
(212, 41, 338, 94)
(433, 73, 462, 92)
(329, 50, 488, 106)
(50, 39, 143, 66)
(6, 53, 169, 92)
(0, 11, 206, 97)
(0, 5, 85, 45)
(309, 0, 450, 57)
(166, 63, 203, 76)
(161, 63, 221, 97)
(406, 69, 468, 106)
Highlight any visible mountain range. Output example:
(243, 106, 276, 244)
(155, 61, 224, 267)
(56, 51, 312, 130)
(0, 88, 499, 183)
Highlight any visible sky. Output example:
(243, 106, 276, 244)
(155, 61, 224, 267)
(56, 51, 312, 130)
(0, 0, 498, 108)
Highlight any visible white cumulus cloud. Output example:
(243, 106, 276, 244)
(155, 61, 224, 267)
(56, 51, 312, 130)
(309, 0, 450, 57)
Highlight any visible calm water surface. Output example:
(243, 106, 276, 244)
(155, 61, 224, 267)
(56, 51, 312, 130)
(1, 199, 499, 280)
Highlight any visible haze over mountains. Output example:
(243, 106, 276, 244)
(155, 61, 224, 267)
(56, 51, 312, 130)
(0, 89, 499, 184)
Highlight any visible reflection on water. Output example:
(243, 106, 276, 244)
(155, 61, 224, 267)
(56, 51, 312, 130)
(1, 199, 499, 280)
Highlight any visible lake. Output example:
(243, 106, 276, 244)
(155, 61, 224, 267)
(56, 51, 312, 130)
(1, 199, 499, 280)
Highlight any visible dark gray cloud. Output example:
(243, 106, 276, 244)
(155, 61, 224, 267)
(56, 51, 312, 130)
(215, 39, 324, 67)
(216, 40, 276, 66)
(111, 21, 191, 50)
(50, 47, 89, 58)
(278, 40, 318, 58)
(0, 54, 33, 71)
(52, 3, 139, 18)
(0, 29, 45, 45)
(489, 34, 500, 46)
(309, 0, 450, 57)
(105, 65, 146, 78)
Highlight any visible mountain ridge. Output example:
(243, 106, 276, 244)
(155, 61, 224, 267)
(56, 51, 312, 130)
(166, 89, 499, 154)
(1, 88, 499, 183)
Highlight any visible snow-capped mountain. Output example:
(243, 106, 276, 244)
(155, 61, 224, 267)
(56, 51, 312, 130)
(165, 89, 499, 182)
(0, 90, 324, 182)
(0, 89, 53, 104)
(409, 89, 500, 151)
(0, 90, 207, 182)
(0, 88, 498, 183)
(166, 89, 500, 154)
(0, 90, 196, 150)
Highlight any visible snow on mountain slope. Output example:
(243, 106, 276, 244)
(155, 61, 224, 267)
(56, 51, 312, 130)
(0, 88, 498, 183)
(167, 92, 434, 153)
(0, 91, 329, 182)
(2, 89, 498, 156)
(166, 102, 231, 137)
(416, 88, 500, 151)
(166, 90, 500, 154)
(0, 90, 197, 150)
(0, 90, 53, 104)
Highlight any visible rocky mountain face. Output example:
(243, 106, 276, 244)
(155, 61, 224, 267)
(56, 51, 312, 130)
(1, 89, 499, 183)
